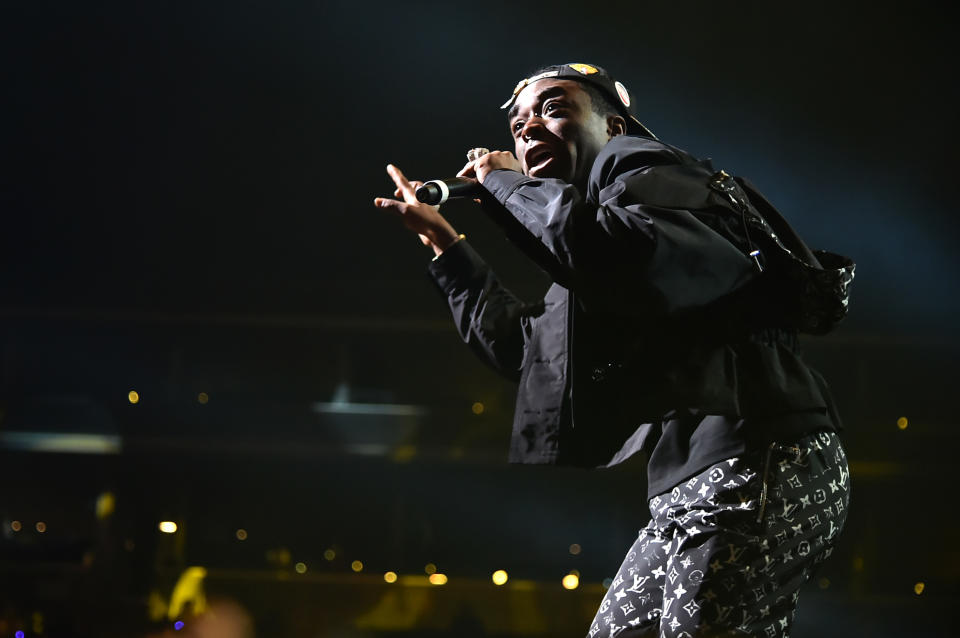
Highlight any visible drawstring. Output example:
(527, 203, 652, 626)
(709, 169, 764, 273)
(757, 442, 801, 524)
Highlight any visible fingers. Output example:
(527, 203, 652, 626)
(386, 164, 417, 202)
(374, 198, 432, 248)
(374, 197, 406, 215)
(473, 150, 522, 183)
(374, 195, 436, 217)
(395, 181, 423, 199)
(386, 164, 409, 186)
(457, 160, 477, 179)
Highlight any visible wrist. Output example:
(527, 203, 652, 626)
(432, 233, 465, 259)
(429, 225, 460, 252)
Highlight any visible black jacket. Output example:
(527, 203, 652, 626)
(428, 135, 851, 467)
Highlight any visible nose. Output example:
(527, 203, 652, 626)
(519, 116, 545, 143)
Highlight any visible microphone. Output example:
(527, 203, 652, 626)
(414, 147, 490, 205)
(415, 178, 480, 205)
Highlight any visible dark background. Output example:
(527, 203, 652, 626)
(1, 2, 957, 637)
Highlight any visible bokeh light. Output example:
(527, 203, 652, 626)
(384, 571, 398, 583)
(424, 563, 437, 575)
(351, 560, 363, 572)
(897, 416, 908, 430)
(569, 543, 582, 555)
(492, 569, 508, 586)
(562, 573, 580, 590)
(159, 521, 178, 534)
(96, 492, 115, 520)
(295, 562, 307, 574)
(128, 390, 139, 404)
(235, 528, 248, 541)
(429, 573, 448, 585)
(266, 547, 291, 566)
(914, 582, 925, 595)
(471, 401, 485, 415)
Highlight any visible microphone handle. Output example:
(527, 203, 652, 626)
(415, 178, 479, 205)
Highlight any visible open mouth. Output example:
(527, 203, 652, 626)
(525, 146, 554, 171)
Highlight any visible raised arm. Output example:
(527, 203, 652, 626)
(375, 163, 531, 381)
(427, 240, 537, 381)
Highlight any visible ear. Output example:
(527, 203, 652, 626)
(606, 114, 627, 139)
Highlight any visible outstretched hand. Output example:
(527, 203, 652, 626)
(374, 164, 460, 256)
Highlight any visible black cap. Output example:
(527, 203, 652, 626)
(500, 63, 656, 139)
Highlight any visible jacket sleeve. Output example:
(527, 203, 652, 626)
(427, 238, 539, 382)
(480, 135, 758, 316)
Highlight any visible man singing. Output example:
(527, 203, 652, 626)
(374, 63, 854, 637)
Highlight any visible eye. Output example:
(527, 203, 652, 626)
(512, 120, 525, 135)
(543, 101, 564, 115)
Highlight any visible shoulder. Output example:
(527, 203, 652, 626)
(588, 135, 699, 197)
(600, 135, 697, 164)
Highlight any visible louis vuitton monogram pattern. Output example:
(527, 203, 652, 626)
(588, 430, 849, 637)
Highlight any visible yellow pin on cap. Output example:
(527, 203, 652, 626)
(568, 63, 599, 75)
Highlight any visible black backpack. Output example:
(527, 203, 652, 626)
(707, 169, 855, 335)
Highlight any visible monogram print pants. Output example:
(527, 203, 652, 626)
(587, 430, 849, 638)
